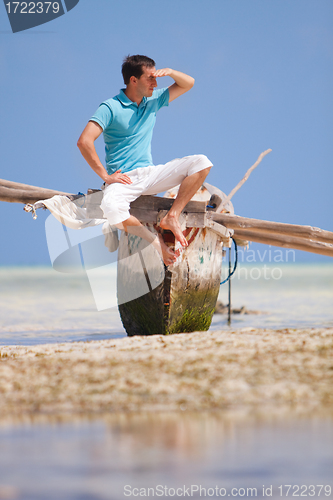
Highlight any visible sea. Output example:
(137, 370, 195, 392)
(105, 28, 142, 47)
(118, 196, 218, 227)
(0, 263, 332, 346)
(0, 263, 332, 500)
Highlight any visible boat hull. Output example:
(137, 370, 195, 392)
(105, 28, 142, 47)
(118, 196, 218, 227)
(117, 225, 223, 336)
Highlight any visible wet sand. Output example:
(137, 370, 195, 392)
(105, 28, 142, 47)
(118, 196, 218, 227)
(0, 327, 332, 416)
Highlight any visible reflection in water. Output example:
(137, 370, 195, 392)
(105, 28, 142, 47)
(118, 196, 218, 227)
(0, 411, 332, 500)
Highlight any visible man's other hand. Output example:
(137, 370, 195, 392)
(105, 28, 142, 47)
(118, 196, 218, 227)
(153, 68, 195, 102)
(153, 68, 173, 78)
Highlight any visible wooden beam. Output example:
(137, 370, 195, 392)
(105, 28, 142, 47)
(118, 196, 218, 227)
(232, 229, 333, 257)
(130, 194, 207, 213)
(0, 178, 71, 194)
(86, 203, 207, 227)
(3, 177, 331, 259)
(205, 219, 232, 244)
(211, 213, 333, 245)
(86, 191, 208, 220)
(0, 185, 73, 204)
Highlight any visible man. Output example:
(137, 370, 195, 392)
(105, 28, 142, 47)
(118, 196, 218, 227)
(77, 55, 212, 266)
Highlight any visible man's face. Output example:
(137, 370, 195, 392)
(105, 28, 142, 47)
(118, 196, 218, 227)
(136, 66, 157, 97)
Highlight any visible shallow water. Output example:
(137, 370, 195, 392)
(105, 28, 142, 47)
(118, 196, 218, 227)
(0, 264, 332, 345)
(215, 262, 333, 331)
(0, 411, 332, 500)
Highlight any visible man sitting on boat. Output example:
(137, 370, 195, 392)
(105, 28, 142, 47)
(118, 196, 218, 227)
(77, 55, 212, 266)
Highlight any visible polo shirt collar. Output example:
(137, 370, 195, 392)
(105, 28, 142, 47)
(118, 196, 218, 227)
(116, 89, 147, 107)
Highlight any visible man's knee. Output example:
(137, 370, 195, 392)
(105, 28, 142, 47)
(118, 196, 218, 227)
(195, 154, 212, 169)
(187, 154, 213, 176)
(195, 154, 211, 165)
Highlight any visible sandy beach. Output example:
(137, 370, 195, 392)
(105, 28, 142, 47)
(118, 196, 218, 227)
(1, 327, 332, 416)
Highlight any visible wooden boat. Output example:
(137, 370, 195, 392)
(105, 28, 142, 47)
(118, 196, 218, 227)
(85, 184, 237, 336)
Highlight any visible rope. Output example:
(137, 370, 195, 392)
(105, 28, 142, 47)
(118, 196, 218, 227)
(220, 238, 238, 285)
(31, 205, 37, 220)
(24, 203, 38, 220)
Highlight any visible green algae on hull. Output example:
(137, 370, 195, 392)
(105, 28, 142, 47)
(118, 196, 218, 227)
(119, 289, 217, 336)
(168, 307, 216, 334)
(168, 287, 219, 334)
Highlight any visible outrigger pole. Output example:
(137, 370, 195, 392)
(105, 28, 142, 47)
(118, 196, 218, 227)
(1, 176, 333, 257)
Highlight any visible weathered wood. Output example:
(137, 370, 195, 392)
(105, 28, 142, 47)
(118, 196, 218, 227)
(131, 194, 207, 213)
(86, 190, 209, 213)
(85, 206, 208, 227)
(205, 218, 232, 244)
(0, 178, 72, 194)
(86, 190, 208, 223)
(4, 177, 331, 259)
(183, 212, 206, 228)
(203, 182, 235, 215)
(206, 194, 222, 211)
(89, 191, 207, 213)
(129, 208, 158, 225)
(0, 185, 73, 204)
(87, 189, 101, 194)
(232, 229, 333, 257)
(211, 213, 333, 245)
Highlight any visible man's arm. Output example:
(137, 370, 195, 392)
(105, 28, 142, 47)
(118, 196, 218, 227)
(77, 121, 132, 185)
(153, 68, 195, 102)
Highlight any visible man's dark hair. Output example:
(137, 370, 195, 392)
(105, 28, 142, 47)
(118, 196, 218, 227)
(122, 55, 156, 85)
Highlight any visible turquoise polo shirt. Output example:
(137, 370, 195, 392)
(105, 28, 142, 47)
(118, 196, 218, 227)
(90, 87, 169, 175)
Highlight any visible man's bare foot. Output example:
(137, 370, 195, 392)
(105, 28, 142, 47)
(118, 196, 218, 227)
(160, 213, 188, 247)
(155, 234, 177, 266)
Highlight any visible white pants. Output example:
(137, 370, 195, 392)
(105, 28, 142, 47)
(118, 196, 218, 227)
(101, 154, 213, 226)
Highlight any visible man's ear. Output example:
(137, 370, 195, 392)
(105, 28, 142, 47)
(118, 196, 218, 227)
(129, 75, 137, 85)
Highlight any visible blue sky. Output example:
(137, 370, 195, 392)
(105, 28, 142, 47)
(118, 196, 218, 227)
(0, 0, 332, 265)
